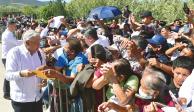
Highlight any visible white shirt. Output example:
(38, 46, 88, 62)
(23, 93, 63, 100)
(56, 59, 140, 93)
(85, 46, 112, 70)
(1, 29, 23, 59)
(86, 35, 110, 54)
(5, 45, 46, 102)
(179, 69, 194, 107)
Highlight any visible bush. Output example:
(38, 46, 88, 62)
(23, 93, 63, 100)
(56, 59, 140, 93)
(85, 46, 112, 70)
(65, 0, 194, 23)
(1, 0, 194, 24)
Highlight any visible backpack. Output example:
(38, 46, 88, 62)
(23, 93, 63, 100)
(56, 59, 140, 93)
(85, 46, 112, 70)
(70, 64, 96, 112)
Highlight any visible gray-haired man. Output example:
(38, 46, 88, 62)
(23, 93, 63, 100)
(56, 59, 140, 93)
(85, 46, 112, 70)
(5, 30, 45, 112)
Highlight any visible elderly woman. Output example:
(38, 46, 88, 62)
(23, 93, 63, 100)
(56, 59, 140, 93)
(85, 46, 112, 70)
(98, 67, 168, 112)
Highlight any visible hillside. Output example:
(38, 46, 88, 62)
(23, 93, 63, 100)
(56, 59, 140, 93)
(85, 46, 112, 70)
(0, 0, 47, 6)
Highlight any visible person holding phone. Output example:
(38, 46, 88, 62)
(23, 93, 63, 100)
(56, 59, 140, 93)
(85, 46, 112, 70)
(128, 11, 156, 39)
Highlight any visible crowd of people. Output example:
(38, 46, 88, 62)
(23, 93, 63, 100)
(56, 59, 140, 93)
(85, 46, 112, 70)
(1, 5, 194, 112)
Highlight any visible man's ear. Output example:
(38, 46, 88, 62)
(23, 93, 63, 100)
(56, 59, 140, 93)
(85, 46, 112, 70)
(70, 50, 75, 55)
(172, 68, 174, 74)
(119, 75, 126, 82)
(153, 90, 160, 99)
(25, 40, 30, 45)
(157, 45, 162, 50)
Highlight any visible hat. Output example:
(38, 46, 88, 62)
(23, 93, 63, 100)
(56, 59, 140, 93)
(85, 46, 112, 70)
(84, 28, 97, 37)
(22, 30, 40, 41)
(7, 18, 16, 25)
(140, 11, 153, 19)
(147, 34, 166, 45)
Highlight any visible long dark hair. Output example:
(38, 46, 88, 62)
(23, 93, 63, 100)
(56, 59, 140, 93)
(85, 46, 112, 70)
(113, 58, 133, 78)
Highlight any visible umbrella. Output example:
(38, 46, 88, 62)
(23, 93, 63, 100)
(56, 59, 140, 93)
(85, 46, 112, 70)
(87, 6, 122, 21)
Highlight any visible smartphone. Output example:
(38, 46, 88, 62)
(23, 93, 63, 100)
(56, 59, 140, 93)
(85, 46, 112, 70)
(169, 90, 180, 105)
(183, 2, 190, 14)
(169, 90, 184, 111)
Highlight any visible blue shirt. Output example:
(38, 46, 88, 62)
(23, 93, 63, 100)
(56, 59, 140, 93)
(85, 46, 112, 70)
(55, 51, 88, 76)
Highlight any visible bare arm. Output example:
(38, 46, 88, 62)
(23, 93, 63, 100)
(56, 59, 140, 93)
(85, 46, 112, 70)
(128, 15, 142, 31)
(44, 68, 75, 84)
(98, 102, 136, 112)
(165, 45, 180, 56)
(42, 45, 61, 55)
(148, 58, 173, 76)
(92, 75, 109, 90)
(112, 81, 135, 105)
(55, 74, 75, 84)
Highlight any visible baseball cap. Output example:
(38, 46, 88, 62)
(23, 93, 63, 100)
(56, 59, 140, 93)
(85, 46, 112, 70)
(140, 11, 154, 19)
(147, 34, 166, 45)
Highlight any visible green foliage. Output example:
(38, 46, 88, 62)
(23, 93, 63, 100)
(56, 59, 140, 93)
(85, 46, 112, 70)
(37, 0, 66, 19)
(0, 5, 21, 16)
(22, 6, 36, 15)
(65, 0, 106, 18)
(65, 0, 194, 23)
(0, 5, 20, 13)
(1, 0, 194, 24)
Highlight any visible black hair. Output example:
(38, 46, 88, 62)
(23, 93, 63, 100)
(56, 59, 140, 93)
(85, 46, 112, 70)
(173, 56, 194, 72)
(86, 21, 94, 27)
(131, 36, 148, 50)
(66, 38, 83, 55)
(162, 26, 171, 31)
(174, 18, 181, 23)
(80, 39, 88, 49)
(91, 44, 107, 62)
(113, 58, 132, 77)
(159, 21, 167, 27)
(175, 37, 189, 43)
(188, 45, 194, 58)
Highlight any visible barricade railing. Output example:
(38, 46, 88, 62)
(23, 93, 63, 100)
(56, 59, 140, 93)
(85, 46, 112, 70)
(46, 80, 107, 112)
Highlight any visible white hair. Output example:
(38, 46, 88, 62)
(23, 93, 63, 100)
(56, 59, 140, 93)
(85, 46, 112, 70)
(143, 67, 167, 91)
(22, 30, 40, 41)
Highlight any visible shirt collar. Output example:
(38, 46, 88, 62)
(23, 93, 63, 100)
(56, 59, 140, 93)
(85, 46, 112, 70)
(169, 79, 179, 91)
(86, 37, 102, 53)
(21, 44, 34, 55)
(6, 28, 12, 33)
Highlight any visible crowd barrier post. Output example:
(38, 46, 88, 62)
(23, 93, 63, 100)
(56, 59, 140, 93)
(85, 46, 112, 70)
(58, 80, 64, 112)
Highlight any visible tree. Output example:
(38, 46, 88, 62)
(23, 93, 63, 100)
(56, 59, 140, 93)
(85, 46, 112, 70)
(36, 0, 66, 19)
(22, 6, 36, 16)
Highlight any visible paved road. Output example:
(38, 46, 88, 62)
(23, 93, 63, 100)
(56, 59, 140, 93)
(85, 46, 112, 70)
(0, 44, 13, 112)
